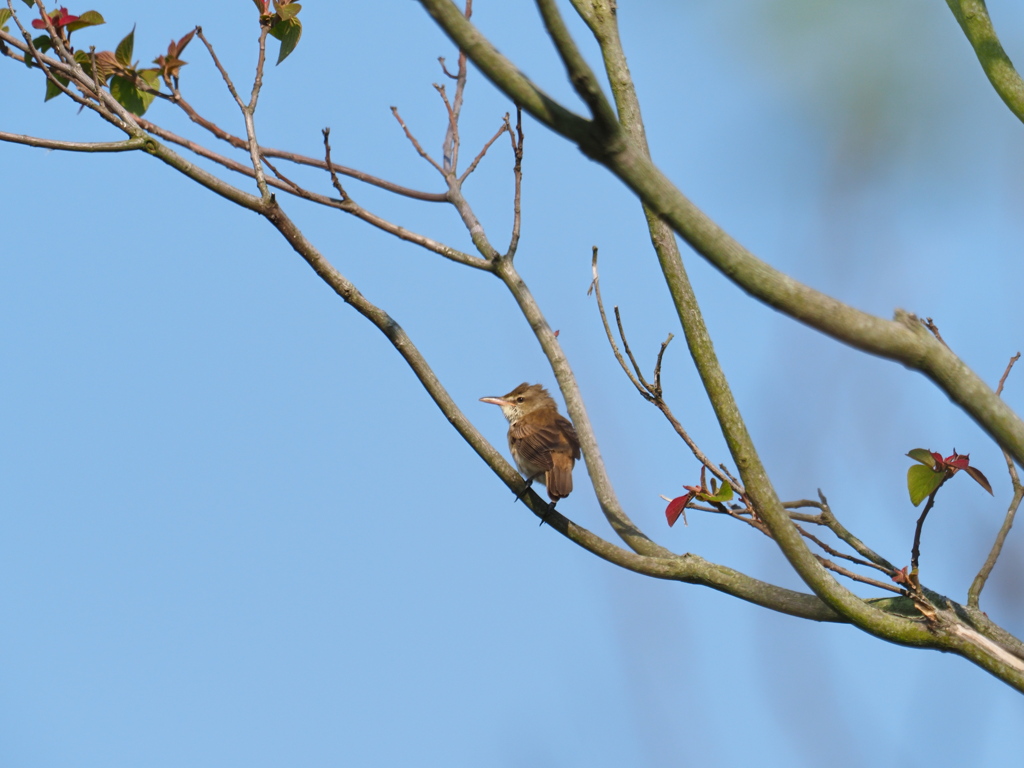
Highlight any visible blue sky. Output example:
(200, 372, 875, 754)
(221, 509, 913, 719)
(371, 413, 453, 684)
(3, 1, 1024, 766)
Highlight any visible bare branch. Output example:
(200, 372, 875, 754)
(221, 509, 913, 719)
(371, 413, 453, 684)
(945, 0, 1024, 126)
(195, 26, 246, 109)
(0, 132, 147, 152)
(911, 479, 948, 581)
(391, 106, 445, 175)
(534, 0, 619, 135)
(505, 107, 524, 259)
(795, 524, 894, 577)
(167, 93, 449, 202)
(814, 556, 903, 595)
(321, 127, 350, 201)
(997, 353, 1020, 397)
(434, 82, 459, 174)
(457, 116, 509, 184)
(970, 353, 1024, 607)
(131, 118, 488, 270)
(195, 26, 271, 199)
(589, 247, 738, 493)
(264, 147, 448, 202)
(589, 247, 648, 398)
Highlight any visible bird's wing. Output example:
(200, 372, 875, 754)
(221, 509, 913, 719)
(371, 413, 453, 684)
(555, 414, 581, 460)
(508, 421, 563, 471)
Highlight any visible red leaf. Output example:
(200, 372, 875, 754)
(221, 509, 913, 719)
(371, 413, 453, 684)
(945, 452, 971, 471)
(32, 8, 78, 29)
(665, 493, 693, 527)
(965, 465, 994, 496)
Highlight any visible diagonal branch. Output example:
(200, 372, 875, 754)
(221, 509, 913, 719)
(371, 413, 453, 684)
(534, 0, 620, 135)
(969, 353, 1023, 607)
(391, 106, 445, 175)
(945, 0, 1024, 126)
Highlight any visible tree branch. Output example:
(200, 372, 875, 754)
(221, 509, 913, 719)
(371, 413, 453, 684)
(969, 353, 1023, 607)
(0, 132, 147, 151)
(945, 0, 1024, 125)
(416, 0, 1024, 513)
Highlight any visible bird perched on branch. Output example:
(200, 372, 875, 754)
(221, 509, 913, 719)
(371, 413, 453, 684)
(480, 383, 581, 503)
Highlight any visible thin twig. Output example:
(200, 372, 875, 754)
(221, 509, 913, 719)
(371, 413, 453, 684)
(261, 155, 302, 192)
(911, 480, 947, 578)
(794, 524, 894, 576)
(265, 148, 448, 202)
(615, 306, 653, 392)
(505, 107, 524, 260)
(996, 352, 1020, 397)
(439, 1, 472, 175)
(815, 556, 903, 594)
(195, 26, 271, 199)
(923, 317, 949, 349)
(589, 247, 648, 397)
(785, 491, 896, 571)
(434, 82, 459, 174)
(438, 55, 458, 79)
(195, 27, 245, 107)
(322, 128, 350, 200)
(458, 116, 509, 184)
(168, 94, 448, 201)
(970, 353, 1023, 607)
(653, 333, 673, 397)
(391, 106, 444, 174)
(589, 247, 736, 492)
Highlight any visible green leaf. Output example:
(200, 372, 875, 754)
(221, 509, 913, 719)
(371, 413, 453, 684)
(33, 34, 53, 54)
(0, 9, 12, 29)
(20, 0, 34, 7)
(908, 464, 944, 507)
(906, 448, 937, 468)
(66, 10, 105, 34)
(136, 68, 160, 114)
(268, 16, 301, 64)
(115, 26, 135, 67)
(109, 73, 158, 116)
(964, 465, 994, 496)
(43, 71, 69, 101)
(702, 481, 734, 504)
(275, 2, 302, 21)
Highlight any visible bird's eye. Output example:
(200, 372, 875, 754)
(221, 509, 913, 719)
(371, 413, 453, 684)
(516, 397, 524, 403)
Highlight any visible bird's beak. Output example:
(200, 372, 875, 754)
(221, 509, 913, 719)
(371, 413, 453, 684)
(479, 396, 511, 406)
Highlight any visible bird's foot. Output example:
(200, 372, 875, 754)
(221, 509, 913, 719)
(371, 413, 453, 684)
(538, 500, 557, 527)
(513, 478, 534, 504)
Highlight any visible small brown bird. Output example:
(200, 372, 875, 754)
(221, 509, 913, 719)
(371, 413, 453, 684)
(480, 383, 581, 503)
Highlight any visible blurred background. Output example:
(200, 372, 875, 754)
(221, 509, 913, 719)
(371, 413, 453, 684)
(3, 1, 1024, 765)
